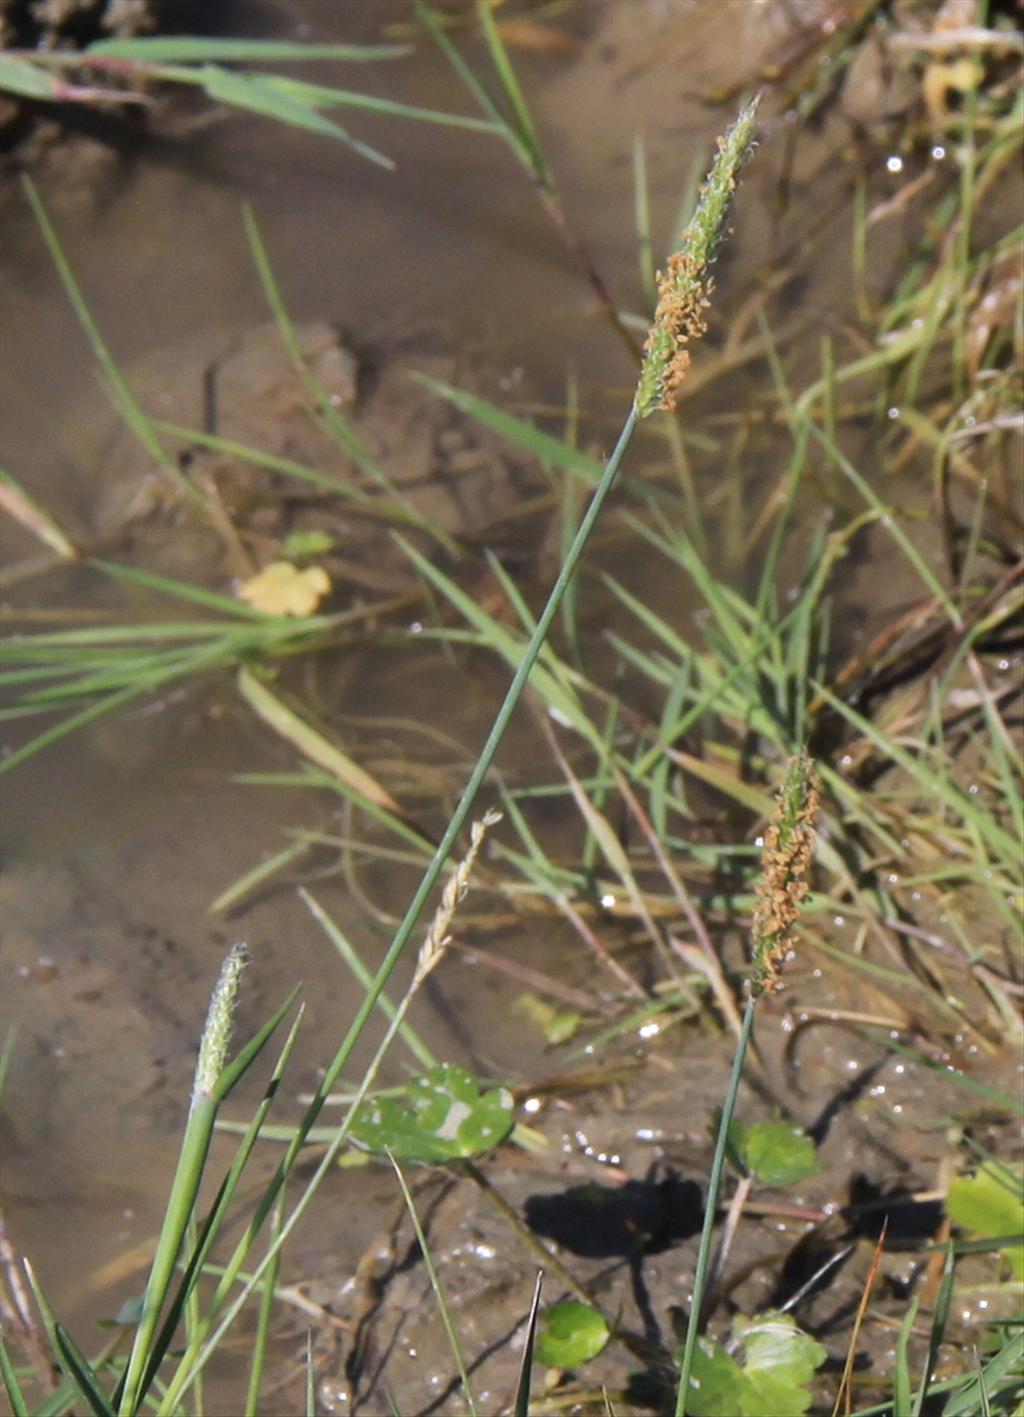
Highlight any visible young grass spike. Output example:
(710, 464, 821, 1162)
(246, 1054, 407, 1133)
(635, 95, 760, 417)
(193, 944, 250, 1105)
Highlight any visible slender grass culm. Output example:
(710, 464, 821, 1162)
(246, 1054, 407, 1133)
(675, 751, 821, 1417)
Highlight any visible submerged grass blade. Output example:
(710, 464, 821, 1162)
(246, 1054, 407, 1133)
(237, 666, 403, 813)
(301, 889, 436, 1069)
(21, 181, 187, 496)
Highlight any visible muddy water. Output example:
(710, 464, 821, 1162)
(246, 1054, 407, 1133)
(1, 2, 1016, 1413)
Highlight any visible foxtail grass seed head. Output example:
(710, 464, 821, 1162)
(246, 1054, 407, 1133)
(413, 810, 502, 988)
(635, 96, 759, 418)
(749, 753, 819, 998)
(193, 943, 250, 1106)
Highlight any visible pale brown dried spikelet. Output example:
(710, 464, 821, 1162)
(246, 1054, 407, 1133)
(413, 809, 502, 987)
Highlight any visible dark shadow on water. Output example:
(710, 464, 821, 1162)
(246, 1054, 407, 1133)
(842, 1173, 946, 1245)
(525, 1167, 703, 1260)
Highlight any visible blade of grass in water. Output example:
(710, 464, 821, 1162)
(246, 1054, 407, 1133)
(241, 208, 460, 554)
(237, 666, 403, 813)
(300, 888, 436, 1069)
(21, 182, 189, 497)
(389, 1154, 478, 1417)
(87, 37, 409, 62)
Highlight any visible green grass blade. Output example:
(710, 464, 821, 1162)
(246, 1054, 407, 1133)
(633, 133, 656, 308)
(396, 536, 597, 747)
(0, 1333, 30, 1417)
(806, 422, 961, 627)
(914, 1247, 955, 1417)
(243, 1195, 283, 1417)
(893, 1296, 919, 1417)
(515, 1271, 544, 1417)
(53, 1326, 115, 1417)
(941, 1328, 1023, 1417)
(143, 1000, 305, 1408)
(155, 422, 358, 495)
(22, 1264, 112, 1417)
(0, 469, 76, 558)
(210, 839, 311, 914)
(238, 666, 404, 812)
(198, 67, 395, 168)
(817, 686, 1018, 867)
(472, 0, 552, 189)
(118, 948, 257, 1415)
(87, 37, 409, 62)
(20, 181, 186, 492)
(92, 559, 272, 619)
(0, 52, 72, 99)
(241, 210, 458, 552)
(675, 998, 757, 1417)
(389, 1154, 478, 1417)
(413, 373, 604, 485)
(259, 73, 502, 133)
(414, 0, 511, 139)
(301, 889, 436, 1069)
(216, 985, 303, 1101)
(0, 682, 147, 775)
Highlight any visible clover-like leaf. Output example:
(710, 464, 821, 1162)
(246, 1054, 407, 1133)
(535, 1302, 609, 1369)
(727, 1119, 819, 1189)
(948, 1162, 1024, 1280)
(349, 1063, 515, 1163)
(683, 1311, 826, 1417)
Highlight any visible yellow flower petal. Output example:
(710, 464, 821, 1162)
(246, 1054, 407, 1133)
(237, 562, 331, 617)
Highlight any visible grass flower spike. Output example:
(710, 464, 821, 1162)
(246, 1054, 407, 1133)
(749, 751, 820, 997)
(635, 95, 759, 417)
(193, 943, 250, 1104)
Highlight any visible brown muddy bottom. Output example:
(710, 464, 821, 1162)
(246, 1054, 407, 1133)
(2, 2, 1021, 1414)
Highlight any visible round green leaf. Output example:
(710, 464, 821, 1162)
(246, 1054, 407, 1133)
(535, 1302, 609, 1369)
(730, 1119, 819, 1188)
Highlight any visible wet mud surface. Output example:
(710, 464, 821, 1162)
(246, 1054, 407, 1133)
(1, 1, 1021, 1414)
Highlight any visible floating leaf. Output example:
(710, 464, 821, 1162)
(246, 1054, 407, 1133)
(281, 529, 335, 560)
(515, 993, 581, 1045)
(535, 1302, 609, 1369)
(237, 561, 330, 616)
(727, 1119, 819, 1189)
(948, 1163, 1024, 1280)
(349, 1063, 514, 1163)
(683, 1311, 826, 1417)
